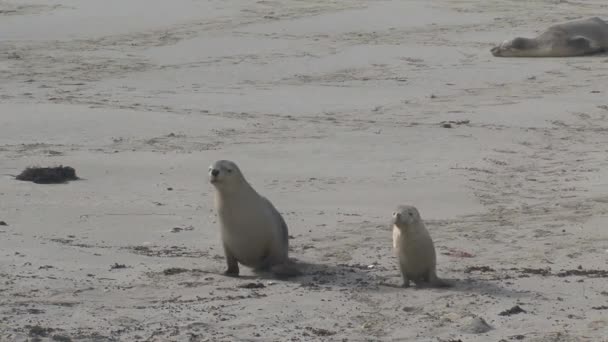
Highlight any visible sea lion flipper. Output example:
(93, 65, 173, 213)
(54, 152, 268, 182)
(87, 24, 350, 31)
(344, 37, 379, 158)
(567, 36, 594, 50)
(223, 243, 240, 277)
(398, 261, 410, 288)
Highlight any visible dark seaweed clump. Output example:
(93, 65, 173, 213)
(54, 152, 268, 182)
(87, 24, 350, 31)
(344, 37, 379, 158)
(16, 166, 78, 184)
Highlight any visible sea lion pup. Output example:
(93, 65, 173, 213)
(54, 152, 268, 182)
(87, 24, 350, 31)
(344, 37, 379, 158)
(491, 17, 608, 57)
(392, 205, 450, 288)
(209, 160, 300, 278)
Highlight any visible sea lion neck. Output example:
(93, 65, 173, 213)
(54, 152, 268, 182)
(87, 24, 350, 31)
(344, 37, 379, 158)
(214, 177, 255, 197)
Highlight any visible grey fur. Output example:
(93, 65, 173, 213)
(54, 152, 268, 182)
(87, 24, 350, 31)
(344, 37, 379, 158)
(491, 17, 608, 57)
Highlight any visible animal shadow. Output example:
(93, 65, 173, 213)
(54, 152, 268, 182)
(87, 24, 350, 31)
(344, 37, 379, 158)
(439, 277, 534, 298)
(253, 259, 383, 288)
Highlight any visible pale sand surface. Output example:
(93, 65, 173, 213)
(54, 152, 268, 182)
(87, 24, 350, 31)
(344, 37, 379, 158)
(1, 0, 608, 341)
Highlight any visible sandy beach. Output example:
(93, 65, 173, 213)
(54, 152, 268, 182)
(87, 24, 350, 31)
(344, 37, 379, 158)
(1, 0, 607, 341)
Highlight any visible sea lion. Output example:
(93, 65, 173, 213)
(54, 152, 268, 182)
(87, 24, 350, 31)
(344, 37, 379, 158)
(491, 17, 608, 57)
(209, 160, 300, 278)
(392, 205, 450, 288)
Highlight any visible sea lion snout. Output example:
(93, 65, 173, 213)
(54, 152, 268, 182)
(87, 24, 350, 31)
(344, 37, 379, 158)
(208, 167, 220, 183)
(490, 46, 501, 56)
(392, 212, 401, 224)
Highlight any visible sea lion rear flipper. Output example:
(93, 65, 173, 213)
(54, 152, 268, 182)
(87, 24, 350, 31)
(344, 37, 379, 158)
(566, 36, 595, 51)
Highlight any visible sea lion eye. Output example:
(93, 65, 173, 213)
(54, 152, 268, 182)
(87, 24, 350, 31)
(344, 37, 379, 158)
(408, 212, 413, 217)
(227, 169, 233, 173)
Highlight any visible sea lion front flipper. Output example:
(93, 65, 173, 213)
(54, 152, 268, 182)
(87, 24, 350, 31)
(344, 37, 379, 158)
(398, 262, 410, 288)
(223, 243, 240, 277)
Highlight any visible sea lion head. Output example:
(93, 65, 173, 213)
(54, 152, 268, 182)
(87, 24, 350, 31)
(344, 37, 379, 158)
(392, 205, 422, 229)
(491, 37, 538, 57)
(208, 160, 246, 191)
